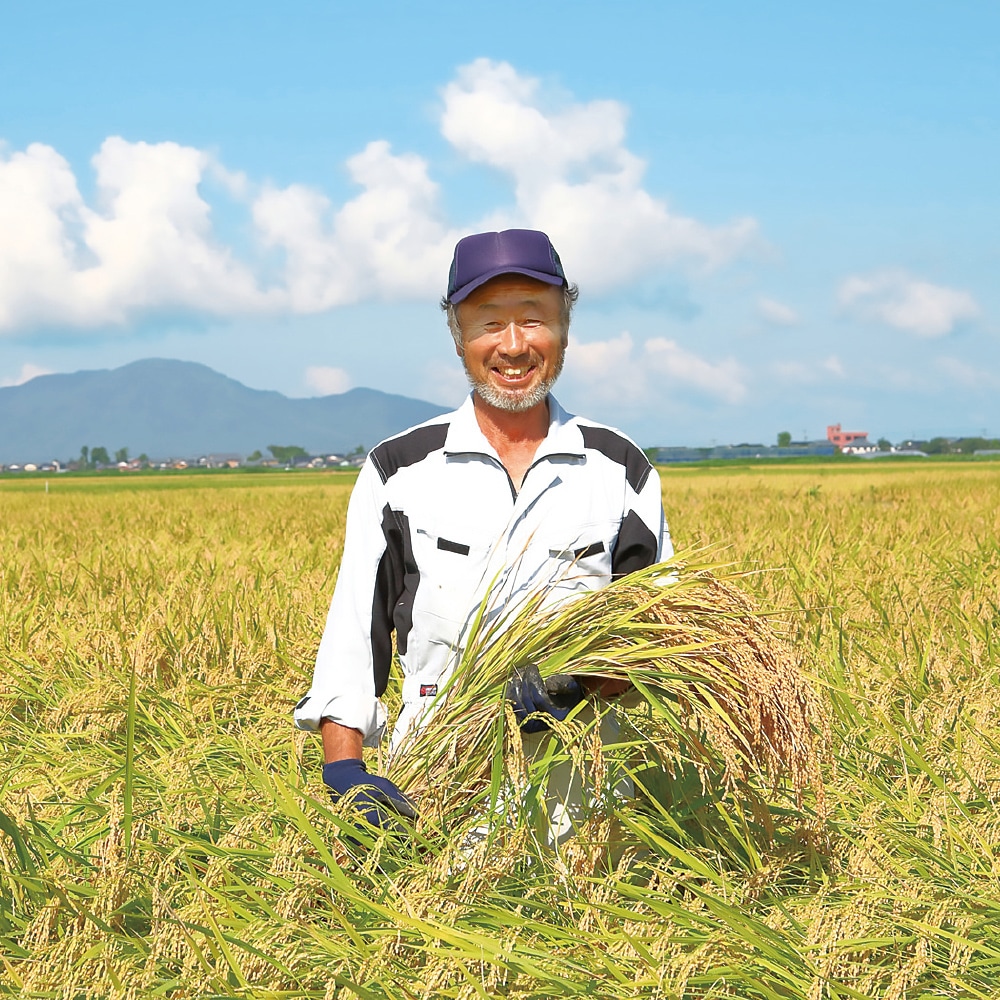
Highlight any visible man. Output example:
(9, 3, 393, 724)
(294, 229, 672, 829)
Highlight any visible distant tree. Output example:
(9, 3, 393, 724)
(776, 431, 792, 448)
(267, 444, 307, 464)
(877, 437, 892, 451)
(925, 438, 950, 455)
(955, 437, 993, 454)
(349, 444, 366, 457)
(115, 447, 129, 463)
(80, 445, 89, 468)
(138, 453, 149, 465)
(91, 446, 111, 466)
(247, 449, 263, 462)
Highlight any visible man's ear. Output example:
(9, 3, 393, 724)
(454, 340, 465, 358)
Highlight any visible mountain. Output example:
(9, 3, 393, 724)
(0, 359, 451, 463)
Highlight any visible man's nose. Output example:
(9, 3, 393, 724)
(499, 321, 528, 354)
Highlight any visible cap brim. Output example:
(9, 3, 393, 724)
(448, 267, 565, 304)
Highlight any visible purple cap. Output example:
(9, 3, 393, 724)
(446, 229, 567, 304)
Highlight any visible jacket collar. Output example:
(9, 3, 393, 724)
(443, 393, 585, 461)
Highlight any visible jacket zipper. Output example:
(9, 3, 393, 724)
(477, 451, 582, 504)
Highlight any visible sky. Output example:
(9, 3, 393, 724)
(1, 1, 997, 447)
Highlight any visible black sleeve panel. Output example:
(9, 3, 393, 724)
(579, 425, 652, 493)
(611, 509, 659, 578)
(371, 504, 420, 697)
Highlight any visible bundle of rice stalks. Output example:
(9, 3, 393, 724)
(387, 556, 828, 841)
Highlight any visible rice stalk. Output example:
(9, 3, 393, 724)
(389, 556, 828, 841)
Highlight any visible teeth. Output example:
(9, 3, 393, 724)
(501, 367, 527, 376)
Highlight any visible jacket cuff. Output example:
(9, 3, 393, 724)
(293, 693, 387, 746)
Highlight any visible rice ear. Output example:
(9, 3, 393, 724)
(389, 555, 828, 822)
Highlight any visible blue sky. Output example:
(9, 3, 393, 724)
(1, 1, 997, 446)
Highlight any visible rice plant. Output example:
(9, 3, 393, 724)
(2, 464, 999, 998)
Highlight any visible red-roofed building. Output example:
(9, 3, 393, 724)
(827, 424, 869, 449)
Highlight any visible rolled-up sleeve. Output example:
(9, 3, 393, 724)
(293, 460, 394, 744)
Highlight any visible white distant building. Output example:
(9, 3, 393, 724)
(840, 437, 878, 455)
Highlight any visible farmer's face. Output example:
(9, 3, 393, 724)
(454, 275, 567, 414)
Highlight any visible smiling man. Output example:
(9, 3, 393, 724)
(294, 229, 672, 835)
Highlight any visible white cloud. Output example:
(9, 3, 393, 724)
(253, 141, 458, 311)
(568, 332, 639, 403)
(568, 331, 746, 405)
(937, 356, 1000, 390)
(646, 337, 747, 403)
(0, 362, 53, 387)
(0, 143, 84, 330)
(771, 355, 845, 384)
(0, 62, 757, 336)
(757, 296, 799, 326)
(256, 60, 757, 310)
(0, 138, 275, 333)
(839, 269, 979, 338)
(771, 360, 814, 383)
(873, 365, 920, 390)
(421, 358, 470, 408)
(440, 59, 757, 291)
(304, 365, 352, 395)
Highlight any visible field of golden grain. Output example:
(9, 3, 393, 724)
(2, 463, 999, 998)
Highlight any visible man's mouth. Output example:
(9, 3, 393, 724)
(493, 364, 535, 383)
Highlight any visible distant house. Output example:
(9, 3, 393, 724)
(839, 437, 879, 455)
(201, 453, 243, 469)
(827, 423, 869, 450)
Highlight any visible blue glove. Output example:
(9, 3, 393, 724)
(322, 759, 418, 828)
(506, 662, 585, 734)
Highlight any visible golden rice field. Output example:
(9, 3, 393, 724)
(2, 462, 999, 999)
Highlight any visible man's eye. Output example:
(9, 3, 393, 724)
(521, 318, 542, 328)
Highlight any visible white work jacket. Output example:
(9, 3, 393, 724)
(294, 394, 672, 750)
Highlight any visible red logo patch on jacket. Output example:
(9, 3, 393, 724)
(419, 684, 438, 697)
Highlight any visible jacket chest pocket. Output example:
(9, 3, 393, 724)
(537, 520, 616, 599)
(411, 526, 492, 647)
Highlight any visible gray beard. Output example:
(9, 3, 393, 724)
(463, 351, 565, 413)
